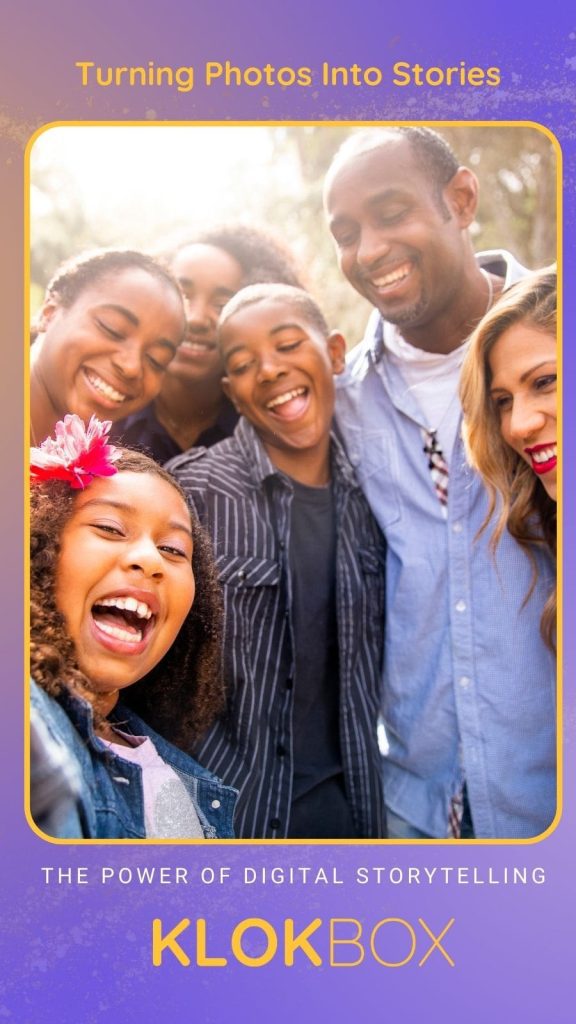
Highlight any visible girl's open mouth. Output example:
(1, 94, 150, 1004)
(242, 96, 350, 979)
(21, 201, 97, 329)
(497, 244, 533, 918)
(90, 596, 156, 652)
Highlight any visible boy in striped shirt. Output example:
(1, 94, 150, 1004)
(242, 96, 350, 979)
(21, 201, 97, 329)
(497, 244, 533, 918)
(168, 284, 386, 839)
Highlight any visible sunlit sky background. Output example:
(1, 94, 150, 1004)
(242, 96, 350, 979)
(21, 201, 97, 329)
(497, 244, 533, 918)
(31, 126, 302, 246)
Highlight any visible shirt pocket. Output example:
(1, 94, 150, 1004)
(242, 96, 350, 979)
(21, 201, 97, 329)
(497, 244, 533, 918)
(338, 420, 401, 529)
(216, 554, 285, 717)
(217, 554, 281, 589)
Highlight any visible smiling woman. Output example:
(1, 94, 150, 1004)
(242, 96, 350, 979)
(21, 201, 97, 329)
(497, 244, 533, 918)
(29, 416, 236, 839)
(29, 250, 186, 444)
(460, 266, 557, 648)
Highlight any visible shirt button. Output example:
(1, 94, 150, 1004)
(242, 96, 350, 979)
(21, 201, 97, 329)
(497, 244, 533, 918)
(211, 799, 221, 809)
(279, 540, 285, 550)
(277, 744, 286, 757)
(452, 522, 463, 533)
(459, 676, 471, 688)
(455, 600, 466, 613)
(270, 818, 281, 831)
(237, 570, 246, 582)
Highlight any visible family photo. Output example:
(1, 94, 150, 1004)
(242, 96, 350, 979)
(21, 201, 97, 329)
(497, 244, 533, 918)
(27, 123, 558, 842)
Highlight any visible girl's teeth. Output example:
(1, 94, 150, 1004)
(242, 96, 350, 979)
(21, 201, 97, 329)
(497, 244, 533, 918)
(96, 620, 143, 643)
(97, 597, 153, 619)
(86, 371, 126, 403)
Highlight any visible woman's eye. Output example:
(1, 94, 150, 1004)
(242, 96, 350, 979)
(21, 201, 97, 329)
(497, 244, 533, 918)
(147, 354, 167, 372)
(95, 318, 123, 340)
(229, 361, 252, 376)
(93, 523, 124, 537)
(493, 394, 511, 412)
(159, 544, 188, 559)
(535, 374, 557, 391)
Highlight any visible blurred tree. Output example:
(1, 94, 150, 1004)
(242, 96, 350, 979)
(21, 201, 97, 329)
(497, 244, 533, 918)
(31, 164, 108, 295)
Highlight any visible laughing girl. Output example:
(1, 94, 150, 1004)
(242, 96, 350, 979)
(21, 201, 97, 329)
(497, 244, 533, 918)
(30, 415, 236, 838)
(30, 250, 186, 445)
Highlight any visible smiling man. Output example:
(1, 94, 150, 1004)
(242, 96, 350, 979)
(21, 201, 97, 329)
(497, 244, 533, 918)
(324, 126, 556, 840)
(167, 284, 386, 839)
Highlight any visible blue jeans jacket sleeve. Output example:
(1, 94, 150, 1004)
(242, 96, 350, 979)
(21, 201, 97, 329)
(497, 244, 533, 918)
(30, 680, 237, 839)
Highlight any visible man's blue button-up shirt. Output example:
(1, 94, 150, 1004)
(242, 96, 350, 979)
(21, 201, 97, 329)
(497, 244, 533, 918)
(335, 251, 556, 839)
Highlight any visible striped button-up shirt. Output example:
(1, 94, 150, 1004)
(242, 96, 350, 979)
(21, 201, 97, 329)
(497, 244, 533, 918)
(167, 418, 386, 839)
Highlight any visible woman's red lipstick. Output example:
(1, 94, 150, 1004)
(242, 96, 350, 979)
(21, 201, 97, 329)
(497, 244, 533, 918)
(524, 442, 557, 476)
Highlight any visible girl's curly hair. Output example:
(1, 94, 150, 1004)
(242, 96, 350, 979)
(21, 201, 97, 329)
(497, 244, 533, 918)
(30, 450, 224, 746)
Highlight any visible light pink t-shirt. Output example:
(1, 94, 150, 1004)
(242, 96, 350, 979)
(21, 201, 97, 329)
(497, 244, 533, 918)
(103, 731, 204, 838)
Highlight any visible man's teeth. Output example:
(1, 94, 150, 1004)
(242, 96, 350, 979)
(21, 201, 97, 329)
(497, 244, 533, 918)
(266, 387, 306, 410)
(85, 370, 126, 403)
(96, 596, 153, 620)
(532, 445, 557, 463)
(372, 264, 411, 288)
(96, 620, 144, 643)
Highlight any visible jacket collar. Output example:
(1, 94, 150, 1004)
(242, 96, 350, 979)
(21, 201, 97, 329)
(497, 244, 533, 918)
(233, 416, 358, 492)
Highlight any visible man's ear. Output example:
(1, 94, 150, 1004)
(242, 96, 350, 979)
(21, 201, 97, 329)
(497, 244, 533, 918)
(327, 331, 347, 375)
(444, 167, 479, 228)
(221, 375, 240, 412)
(36, 297, 61, 334)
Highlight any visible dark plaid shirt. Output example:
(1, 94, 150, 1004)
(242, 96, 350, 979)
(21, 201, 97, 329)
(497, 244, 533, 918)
(167, 418, 386, 839)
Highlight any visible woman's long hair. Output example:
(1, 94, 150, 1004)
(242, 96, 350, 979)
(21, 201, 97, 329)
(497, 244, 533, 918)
(460, 267, 557, 648)
(30, 450, 224, 746)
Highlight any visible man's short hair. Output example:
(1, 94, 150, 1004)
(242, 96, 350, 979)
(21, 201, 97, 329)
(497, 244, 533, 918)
(326, 126, 460, 217)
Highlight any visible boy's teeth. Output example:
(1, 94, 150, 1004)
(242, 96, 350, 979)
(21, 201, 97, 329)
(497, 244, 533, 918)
(85, 370, 126, 403)
(267, 387, 306, 410)
(97, 596, 153, 619)
(532, 445, 557, 463)
(96, 620, 143, 643)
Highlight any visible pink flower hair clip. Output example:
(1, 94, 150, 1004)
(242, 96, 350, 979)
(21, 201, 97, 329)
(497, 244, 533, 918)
(30, 414, 122, 490)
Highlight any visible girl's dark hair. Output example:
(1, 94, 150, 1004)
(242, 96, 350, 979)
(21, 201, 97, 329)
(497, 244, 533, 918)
(44, 249, 183, 307)
(172, 224, 303, 288)
(30, 250, 183, 345)
(30, 450, 224, 746)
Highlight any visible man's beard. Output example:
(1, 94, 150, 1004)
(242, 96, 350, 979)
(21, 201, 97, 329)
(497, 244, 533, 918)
(376, 288, 429, 328)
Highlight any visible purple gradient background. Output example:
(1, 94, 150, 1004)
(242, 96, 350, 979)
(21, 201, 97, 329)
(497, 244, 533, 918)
(1, 2, 574, 1020)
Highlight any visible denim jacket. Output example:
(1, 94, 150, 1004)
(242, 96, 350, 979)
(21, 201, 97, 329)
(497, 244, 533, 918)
(30, 681, 237, 839)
